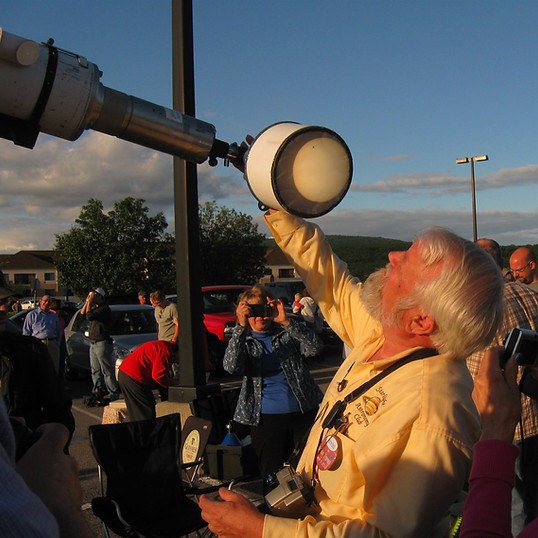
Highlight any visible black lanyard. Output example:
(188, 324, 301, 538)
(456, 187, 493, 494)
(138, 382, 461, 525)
(309, 347, 438, 486)
(322, 348, 438, 430)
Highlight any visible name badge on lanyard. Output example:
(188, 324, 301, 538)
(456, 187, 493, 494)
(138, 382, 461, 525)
(316, 434, 342, 471)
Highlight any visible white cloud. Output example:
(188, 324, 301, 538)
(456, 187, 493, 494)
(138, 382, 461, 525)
(0, 131, 253, 252)
(1, 131, 538, 252)
(352, 165, 538, 196)
(383, 154, 413, 162)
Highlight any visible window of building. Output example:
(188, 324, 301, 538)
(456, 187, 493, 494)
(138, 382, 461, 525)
(44, 272, 56, 281)
(278, 268, 295, 278)
(14, 273, 34, 285)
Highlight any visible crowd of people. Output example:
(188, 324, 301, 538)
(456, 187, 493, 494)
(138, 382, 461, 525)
(2, 220, 538, 536)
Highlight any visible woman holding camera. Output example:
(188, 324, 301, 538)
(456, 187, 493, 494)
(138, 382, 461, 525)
(224, 285, 323, 491)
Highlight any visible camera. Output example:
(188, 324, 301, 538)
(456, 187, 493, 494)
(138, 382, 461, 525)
(247, 303, 273, 318)
(264, 466, 318, 519)
(502, 328, 538, 367)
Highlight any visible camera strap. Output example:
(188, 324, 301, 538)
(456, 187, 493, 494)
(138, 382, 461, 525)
(322, 347, 438, 430)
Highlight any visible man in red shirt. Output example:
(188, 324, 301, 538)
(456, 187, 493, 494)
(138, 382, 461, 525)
(118, 340, 178, 421)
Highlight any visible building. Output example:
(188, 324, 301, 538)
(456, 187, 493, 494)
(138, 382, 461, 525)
(0, 245, 295, 295)
(0, 250, 60, 295)
(259, 247, 298, 284)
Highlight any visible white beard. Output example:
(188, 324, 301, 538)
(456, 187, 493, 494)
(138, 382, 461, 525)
(360, 265, 389, 322)
(360, 264, 403, 327)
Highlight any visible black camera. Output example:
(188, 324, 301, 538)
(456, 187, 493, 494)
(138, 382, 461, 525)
(502, 328, 538, 368)
(247, 303, 273, 318)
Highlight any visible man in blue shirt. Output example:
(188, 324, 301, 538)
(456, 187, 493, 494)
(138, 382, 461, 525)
(22, 295, 62, 373)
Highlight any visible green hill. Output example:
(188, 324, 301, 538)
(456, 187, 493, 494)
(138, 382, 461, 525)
(326, 235, 412, 280)
(265, 235, 412, 280)
(266, 235, 538, 281)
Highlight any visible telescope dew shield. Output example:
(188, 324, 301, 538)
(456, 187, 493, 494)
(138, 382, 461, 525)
(245, 122, 353, 218)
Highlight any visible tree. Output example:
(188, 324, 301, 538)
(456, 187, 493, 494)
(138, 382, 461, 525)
(54, 198, 175, 297)
(198, 201, 266, 285)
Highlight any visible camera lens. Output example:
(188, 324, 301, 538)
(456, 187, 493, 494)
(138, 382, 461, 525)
(263, 472, 279, 495)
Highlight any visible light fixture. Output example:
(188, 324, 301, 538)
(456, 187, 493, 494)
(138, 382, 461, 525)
(456, 154, 489, 241)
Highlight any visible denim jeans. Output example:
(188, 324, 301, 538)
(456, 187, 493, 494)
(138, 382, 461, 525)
(89, 340, 119, 397)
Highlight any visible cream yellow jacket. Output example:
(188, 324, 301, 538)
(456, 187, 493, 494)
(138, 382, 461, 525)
(262, 211, 480, 538)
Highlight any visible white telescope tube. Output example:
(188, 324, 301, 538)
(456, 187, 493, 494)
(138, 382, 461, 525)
(0, 27, 218, 163)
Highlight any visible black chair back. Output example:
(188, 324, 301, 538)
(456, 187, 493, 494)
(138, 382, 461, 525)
(89, 413, 206, 537)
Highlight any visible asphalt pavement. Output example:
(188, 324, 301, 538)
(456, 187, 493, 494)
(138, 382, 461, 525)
(68, 343, 344, 536)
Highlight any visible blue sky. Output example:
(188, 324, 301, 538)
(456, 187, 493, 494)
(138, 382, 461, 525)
(1, 0, 538, 252)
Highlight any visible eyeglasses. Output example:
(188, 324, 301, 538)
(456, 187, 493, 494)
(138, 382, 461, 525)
(510, 262, 531, 275)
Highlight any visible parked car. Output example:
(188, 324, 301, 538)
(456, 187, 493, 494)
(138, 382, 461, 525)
(264, 280, 306, 307)
(64, 304, 157, 379)
(8, 309, 31, 329)
(4, 318, 22, 334)
(19, 297, 38, 310)
(167, 285, 250, 373)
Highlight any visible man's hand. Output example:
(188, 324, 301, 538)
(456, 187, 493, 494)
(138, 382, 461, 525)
(199, 488, 264, 538)
(472, 346, 521, 441)
(16, 423, 93, 537)
(171, 316, 180, 344)
(232, 134, 254, 175)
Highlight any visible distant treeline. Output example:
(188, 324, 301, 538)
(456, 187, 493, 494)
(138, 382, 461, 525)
(267, 235, 538, 281)
(325, 235, 412, 280)
(266, 235, 412, 281)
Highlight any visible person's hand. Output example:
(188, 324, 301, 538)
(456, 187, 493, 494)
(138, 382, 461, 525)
(472, 346, 521, 441)
(236, 301, 251, 327)
(232, 134, 254, 175)
(16, 423, 92, 536)
(269, 298, 288, 325)
(199, 487, 264, 538)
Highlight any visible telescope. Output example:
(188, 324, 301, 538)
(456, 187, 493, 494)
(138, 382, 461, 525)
(0, 26, 353, 217)
(0, 27, 237, 165)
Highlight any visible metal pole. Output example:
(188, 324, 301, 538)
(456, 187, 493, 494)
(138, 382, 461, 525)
(470, 158, 478, 242)
(169, 0, 219, 401)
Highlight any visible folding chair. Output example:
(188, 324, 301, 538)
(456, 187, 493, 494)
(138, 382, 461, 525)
(89, 413, 209, 538)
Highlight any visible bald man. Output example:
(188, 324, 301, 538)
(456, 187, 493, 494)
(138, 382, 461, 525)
(510, 246, 538, 292)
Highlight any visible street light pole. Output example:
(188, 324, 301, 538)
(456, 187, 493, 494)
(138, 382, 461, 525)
(455, 155, 489, 242)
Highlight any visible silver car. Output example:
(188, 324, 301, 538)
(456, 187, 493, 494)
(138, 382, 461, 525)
(65, 304, 157, 379)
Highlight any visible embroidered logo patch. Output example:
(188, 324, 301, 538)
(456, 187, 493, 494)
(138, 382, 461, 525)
(352, 386, 387, 427)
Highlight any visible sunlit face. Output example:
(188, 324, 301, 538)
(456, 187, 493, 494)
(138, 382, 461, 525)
(361, 242, 428, 326)
(39, 295, 51, 311)
(246, 299, 272, 332)
(510, 254, 535, 284)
